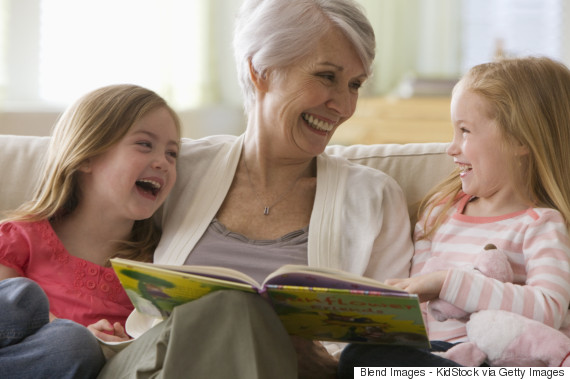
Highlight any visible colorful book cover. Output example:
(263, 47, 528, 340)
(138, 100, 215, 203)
(111, 258, 429, 347)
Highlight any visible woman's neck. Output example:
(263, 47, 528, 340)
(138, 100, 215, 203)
(242, 130, 316, 185)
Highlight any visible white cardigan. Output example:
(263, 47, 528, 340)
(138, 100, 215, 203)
(154, 134, 413, 282)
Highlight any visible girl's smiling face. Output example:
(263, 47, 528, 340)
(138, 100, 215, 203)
(256, 26, 367, 158)
(79, 106, 179, 222)
(447, 86, 521, 206)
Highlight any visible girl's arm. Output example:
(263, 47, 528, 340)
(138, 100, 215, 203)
(439, 210, 570, 328)
(0, 263, 20, 281)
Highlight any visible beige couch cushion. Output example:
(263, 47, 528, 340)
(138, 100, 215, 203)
(0, 135, 454, 223)
(0, 135, 50, 213)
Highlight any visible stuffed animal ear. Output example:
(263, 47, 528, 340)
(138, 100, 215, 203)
(473, 246, 514, 283)
(427, 300, 469, 322)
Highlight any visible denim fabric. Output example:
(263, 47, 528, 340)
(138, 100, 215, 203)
(0, 277, 106, 379)
(337, 341, 462, 378)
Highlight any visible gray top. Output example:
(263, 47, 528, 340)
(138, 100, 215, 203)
(184, 219, 309, 284)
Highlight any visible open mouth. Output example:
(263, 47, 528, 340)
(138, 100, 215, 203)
(136, 179, 161, 197)
(302, 113, 334, 132)
(458, 164, 472, 175)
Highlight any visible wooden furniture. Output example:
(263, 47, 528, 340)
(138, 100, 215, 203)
(330, 96, 453, 145)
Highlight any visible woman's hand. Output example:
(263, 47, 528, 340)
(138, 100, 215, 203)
(87, 319, 131, 343)
(291, 336, 338, 379)
(385, 270, 448, 303)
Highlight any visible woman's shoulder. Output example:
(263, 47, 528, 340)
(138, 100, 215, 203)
(318, 152, 401, 188)
(179, 135, 238, 155)
(177, 135, 241, 170)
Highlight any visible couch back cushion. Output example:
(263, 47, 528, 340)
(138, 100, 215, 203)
(0, 135, 454, 223)
(0, 135, 50, 214)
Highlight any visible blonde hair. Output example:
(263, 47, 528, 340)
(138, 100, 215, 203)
(5, 84, 181, 262)
(420, 57, 570, 239)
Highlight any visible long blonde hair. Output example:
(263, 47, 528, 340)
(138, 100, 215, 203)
(419, 57, 570, 239)
(5, 84, 181, 262)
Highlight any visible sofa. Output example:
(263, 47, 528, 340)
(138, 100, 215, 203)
(0, 134, 454, 227)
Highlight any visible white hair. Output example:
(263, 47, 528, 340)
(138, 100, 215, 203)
(233, 0, 376, 113)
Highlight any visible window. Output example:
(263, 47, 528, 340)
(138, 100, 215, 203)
(1, 0, 568, 111)
(461, 0, 565, 72)
(1, 0, 221, 110)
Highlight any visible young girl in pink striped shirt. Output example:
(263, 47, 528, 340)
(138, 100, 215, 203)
(339, 56, 570, 371)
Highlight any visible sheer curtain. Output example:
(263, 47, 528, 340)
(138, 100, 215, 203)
(0, 0, 6, 103)
(361, 0, 568, 96)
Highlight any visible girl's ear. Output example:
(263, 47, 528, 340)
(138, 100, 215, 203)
(248, 59, 269, 92)
(78, 159, 92, 173)
(514, 142, 530, 156)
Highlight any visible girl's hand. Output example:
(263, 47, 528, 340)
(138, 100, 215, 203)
(87, 319, 131, 342)
(385, 270, 448, 303)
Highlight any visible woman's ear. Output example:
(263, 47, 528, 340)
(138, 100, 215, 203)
(248, 59, 269, 92)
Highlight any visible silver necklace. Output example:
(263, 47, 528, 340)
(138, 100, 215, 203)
(243, 156, 301, 216)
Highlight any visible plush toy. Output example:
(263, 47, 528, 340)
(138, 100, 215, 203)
(420, 244, 513, 322)
(457, 310, 570, 367)
(422, 245, 570, 367)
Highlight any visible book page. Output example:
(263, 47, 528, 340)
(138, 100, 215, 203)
(263, 265, 405, 294)
(110, 258, 259, 318)
(266, 285, 428, 347)
(111, 258, 262, 288)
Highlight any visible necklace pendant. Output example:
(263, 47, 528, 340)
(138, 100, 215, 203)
(264, 206, 270, 215)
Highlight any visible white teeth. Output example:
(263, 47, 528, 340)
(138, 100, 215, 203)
(458, 164, 472, 173)
(137, 179, 161, 189)
(302, 113, 334, 132)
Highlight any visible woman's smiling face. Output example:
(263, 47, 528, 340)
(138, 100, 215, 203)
(257, 26, 367, 157)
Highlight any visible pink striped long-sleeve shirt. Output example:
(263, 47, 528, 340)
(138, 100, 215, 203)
(412, 193, 570, 343)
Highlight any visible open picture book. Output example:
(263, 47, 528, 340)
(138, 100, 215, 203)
(110, 258, 429, 347)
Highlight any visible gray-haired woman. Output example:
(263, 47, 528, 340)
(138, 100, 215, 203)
(100, 1, 413, 377)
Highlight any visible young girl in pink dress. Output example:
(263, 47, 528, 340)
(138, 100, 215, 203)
(0, 84, 180, 378)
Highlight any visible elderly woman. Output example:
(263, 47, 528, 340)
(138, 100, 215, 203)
(100, 0, 413, 378)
